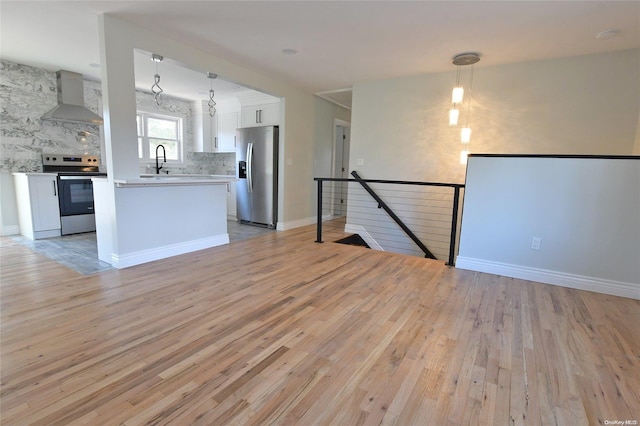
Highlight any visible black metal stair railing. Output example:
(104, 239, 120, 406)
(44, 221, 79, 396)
(350, 171, 436, 260)
(314, 172, 465, 266)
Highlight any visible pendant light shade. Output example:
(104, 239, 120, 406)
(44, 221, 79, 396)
(150, 53, 164, 106)
(449, 108, 459, 126)
(461, 127, 471, 143)
(460, 150, 470, 165)
(452, 86, 464, 104)
(207, 72, 217, 117)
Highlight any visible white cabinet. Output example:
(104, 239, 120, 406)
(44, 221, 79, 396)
(240, 102, 280, 128)
(206, 113, 219, 152)
(13, 173, 61, 240)
(193, 100, 219, 152)
(226, 180, 236, 219)
(194, 102, 240, 152)
(217, 112, 239, 152)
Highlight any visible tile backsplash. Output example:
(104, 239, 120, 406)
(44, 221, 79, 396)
(144, 151, 236, 176)
(0, 60, 235, 175)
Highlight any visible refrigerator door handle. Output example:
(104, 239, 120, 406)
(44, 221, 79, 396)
(247, 142, 254, 193)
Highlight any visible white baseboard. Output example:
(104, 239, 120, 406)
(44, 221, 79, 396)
(455, 256, 639, 300)
(277, 216, 317, 231)
(110, 234, 229, 269)
(276, 214, 345, 232)
(1, 225, 20, 236)
(344, 223, 384, 251)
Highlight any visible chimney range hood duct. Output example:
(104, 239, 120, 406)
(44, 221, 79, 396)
(41, 70, 103, 125)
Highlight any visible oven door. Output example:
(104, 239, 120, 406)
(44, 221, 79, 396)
(57, 176, 95, 216)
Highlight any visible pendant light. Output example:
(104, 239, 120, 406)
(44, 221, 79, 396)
(449, 52, 480, 164)
(449, 66, 462, 126)
(150, 53, 164, 106)
(449, 108, 460, 126)
(207, 72, 217, 117)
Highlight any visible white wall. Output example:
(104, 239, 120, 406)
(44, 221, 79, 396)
(349, 49, 640, 185)
(313, 97, 351, 178)
(0, 60, 236, 235)
(346, 49, 639, 260)
(457, 156, 639, 300)
(634, 109, 640, 155)
(95, 14, 350, 265)
(0, 171, 19, 235)
(98, 15, 348, 230)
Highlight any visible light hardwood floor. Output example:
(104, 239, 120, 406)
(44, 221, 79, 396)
(1, 226, 638, 425)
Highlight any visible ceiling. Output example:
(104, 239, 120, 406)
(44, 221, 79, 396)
(1, 1, 639, 109)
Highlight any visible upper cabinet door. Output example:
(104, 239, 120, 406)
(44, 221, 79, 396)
(217, 112, 239, 152)
(193, 100, 218, 152)
(240, 102, 280, 128)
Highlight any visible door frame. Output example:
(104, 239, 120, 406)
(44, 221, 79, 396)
(330, 118, 351, 217)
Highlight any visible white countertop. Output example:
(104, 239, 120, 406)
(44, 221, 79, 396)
(12, 172, 58, 176)
(139, 173, 235, 179)
(112, 175, 233, 187)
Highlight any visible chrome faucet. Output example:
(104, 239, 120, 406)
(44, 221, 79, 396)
(155, 144, 166, 174)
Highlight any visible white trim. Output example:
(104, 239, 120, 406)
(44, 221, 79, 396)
(344, 223, 384, 251)
(1, 225, 20, 236)
(277, 214, 342, 231)
(136, 110, 185, 164)
(110, 234, 229, 269)
(277, 216, 316, 231)
(455, 256, 640, 300)
(315, 89, 352, 110)
(329, 118, 351, 217)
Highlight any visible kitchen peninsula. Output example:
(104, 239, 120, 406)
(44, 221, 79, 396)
(93, 176, 230, 268)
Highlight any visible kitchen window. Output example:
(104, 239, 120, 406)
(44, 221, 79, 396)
(137, 111, 183, 162)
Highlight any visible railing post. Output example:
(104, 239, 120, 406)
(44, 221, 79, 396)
(447, 186, 461, 266)
(315, 179, 323, 243)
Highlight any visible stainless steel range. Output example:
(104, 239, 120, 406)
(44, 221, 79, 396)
(42, 154, 106, 235)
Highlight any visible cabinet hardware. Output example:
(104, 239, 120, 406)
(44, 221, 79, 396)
(53, 181, 57, 196)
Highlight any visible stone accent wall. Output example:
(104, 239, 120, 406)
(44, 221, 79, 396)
(0, 61, 103, 172)
(0, 60, 235, 175)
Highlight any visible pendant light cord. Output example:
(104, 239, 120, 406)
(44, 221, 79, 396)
(464, 64, 474, 127)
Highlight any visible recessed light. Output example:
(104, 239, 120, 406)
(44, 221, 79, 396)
(282, 48, 297, 55)
(89, 63, 100, 68)
(596, 29, 620, 40)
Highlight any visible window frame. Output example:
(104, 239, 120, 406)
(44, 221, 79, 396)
(136, 110, 184, 164)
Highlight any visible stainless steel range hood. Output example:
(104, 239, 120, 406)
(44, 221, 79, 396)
(41, 70, 103, 125)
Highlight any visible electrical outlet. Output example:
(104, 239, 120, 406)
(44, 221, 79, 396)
(531, 237, 541, 250)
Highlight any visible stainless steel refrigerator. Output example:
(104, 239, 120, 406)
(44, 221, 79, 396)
(236, 126, 279, 228)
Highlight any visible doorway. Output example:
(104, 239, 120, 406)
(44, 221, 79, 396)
(332, 120, 351, 217)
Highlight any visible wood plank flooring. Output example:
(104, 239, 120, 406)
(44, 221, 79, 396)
(1, 226, 638, 425)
